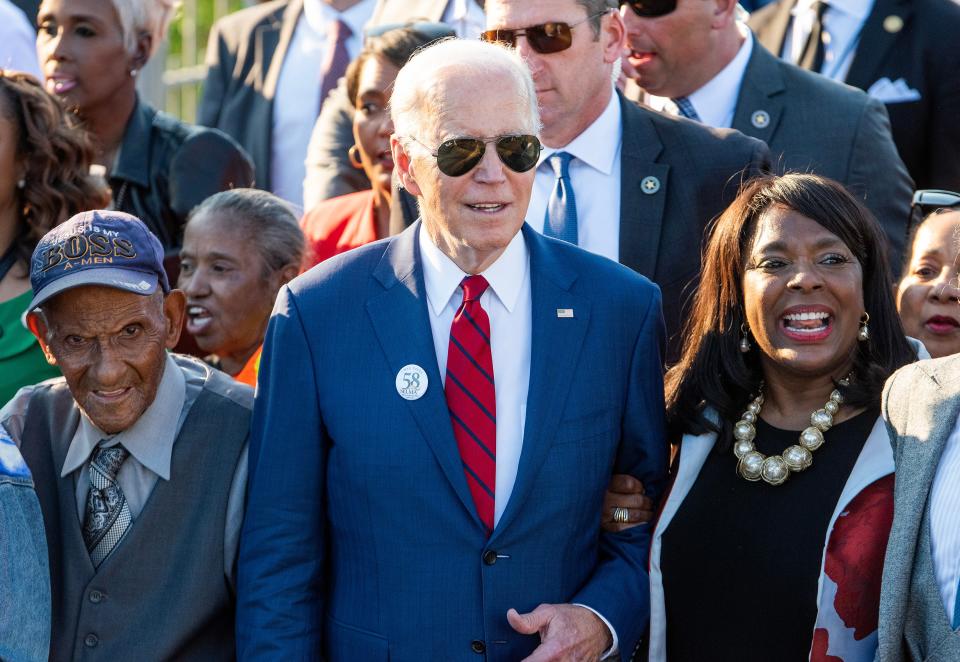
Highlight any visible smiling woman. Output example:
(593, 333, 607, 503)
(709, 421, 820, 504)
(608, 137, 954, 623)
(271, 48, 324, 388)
(631, 173, 917, 661)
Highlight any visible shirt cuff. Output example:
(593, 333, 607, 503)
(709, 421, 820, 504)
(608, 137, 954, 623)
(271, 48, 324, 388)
(571, 603, 618, 659)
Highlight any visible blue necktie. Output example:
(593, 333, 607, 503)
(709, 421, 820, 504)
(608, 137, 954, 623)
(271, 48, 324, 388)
(953, 576, 960, 629)
(671, 96, 701, 122)
(543, 152, 578, 245)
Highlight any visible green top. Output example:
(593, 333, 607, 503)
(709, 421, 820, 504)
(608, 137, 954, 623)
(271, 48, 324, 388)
(0, 289, 60, 407)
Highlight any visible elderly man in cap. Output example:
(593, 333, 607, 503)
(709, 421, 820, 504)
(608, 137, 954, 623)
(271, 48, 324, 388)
(0, 210, 251, 661)
(237, 37, 667, 660)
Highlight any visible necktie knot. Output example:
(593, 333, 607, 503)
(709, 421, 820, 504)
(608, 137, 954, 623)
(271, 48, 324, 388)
(330, 18, 352, 40)
(461, 275, 489, 302)
(91, 445, 129, 481)
(548, 151, 573, 179)
(670, 96, 700, 121)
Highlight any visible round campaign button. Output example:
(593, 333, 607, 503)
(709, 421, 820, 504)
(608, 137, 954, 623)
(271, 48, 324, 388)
(396, 364, 428, 401)
(883, 15, 903, 33)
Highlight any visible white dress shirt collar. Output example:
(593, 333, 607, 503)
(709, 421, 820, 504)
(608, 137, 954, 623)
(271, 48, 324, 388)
(538, 90, 621, 176)
(60, 353, 186, 481)
(792, 0, 872, 23)
(419, 225, 528, 317)
(303, 0, 376, 35)
(647, 25, 754, 129)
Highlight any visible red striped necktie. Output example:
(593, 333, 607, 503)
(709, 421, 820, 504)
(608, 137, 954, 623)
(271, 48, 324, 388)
(445, 275, 496, 534)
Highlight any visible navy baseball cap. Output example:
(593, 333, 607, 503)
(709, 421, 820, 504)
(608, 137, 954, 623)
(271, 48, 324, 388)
(28, 210, 170, 312)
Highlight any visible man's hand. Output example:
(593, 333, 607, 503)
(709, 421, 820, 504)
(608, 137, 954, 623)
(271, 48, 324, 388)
(602, 474, 653, 532)
(507, 604, 612, 661)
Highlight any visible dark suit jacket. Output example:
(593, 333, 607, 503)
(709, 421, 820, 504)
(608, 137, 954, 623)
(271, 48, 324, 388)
(236, 222, 669, 660)
(750, 0, 960, 191)
(198, 0, 302, 191)
(394, 95, 769, 360)
(732, 41, 913, 269)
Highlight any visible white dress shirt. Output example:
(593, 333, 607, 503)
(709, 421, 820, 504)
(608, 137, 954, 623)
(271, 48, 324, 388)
(782, 0, 875, 81)
(930, 411, 960, 625)
(418, 226, 619, 656)
(527, 91, 622, 262)
(647, 26, 754, 129)
(441, 0, 487, 39)
(271, 0, 376, 209)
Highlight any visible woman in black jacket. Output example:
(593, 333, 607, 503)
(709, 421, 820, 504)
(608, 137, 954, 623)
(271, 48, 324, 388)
(35, 0, 255, 253)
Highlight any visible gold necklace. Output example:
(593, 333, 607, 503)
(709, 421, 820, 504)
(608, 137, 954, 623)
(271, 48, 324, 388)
(732, 382, 846, 486)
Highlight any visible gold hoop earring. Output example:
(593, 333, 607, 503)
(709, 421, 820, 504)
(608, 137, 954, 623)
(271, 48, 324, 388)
(348, 145, 363, 169)
(858, 312, 870, 342)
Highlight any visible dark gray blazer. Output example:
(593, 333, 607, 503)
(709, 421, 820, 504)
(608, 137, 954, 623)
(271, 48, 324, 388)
(750, 0, 960, 192)
(880, 355, 960, 661)
(394, 94, 770, 359)
(732, 41, 913, 271)
(197, 0, 302, 191)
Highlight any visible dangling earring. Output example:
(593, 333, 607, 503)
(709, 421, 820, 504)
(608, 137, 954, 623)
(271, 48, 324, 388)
(739, 323, 751, 353)
(347, 145, 363, 169)
(858, 312, 870, 342)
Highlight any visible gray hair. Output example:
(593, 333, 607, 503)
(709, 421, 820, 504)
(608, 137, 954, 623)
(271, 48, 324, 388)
(577, 0, 618, 38)
(110, 0, 180, 58)
(390, 38, 541, 145)
(187, 189, 305, 275)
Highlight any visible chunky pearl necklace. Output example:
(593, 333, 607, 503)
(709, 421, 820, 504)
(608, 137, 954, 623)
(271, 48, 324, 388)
(732, 382, 846, 486)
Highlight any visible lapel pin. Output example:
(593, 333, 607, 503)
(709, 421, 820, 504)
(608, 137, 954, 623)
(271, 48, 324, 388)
(641, 176, 660, 195)
(557, 308, 574, 318)
(883, 15, 903, 33)
(395, 364, 428, 401)
(751, 110, 770, 129)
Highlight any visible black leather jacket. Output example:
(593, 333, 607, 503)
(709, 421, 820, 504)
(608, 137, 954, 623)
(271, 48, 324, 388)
(110, 98, 255, 252)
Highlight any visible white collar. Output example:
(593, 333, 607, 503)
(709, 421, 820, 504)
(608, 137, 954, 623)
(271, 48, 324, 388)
(61, 353, 185, 481)
(302, 0, 375, 36)
(419, 225, 528, 317)
(538, 90, 622, 176)
(792, 0, 873, 21)
(648, 25, 753, 128)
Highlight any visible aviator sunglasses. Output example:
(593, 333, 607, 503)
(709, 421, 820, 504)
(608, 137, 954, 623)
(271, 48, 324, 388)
(909, 188, 960, 228)
(408, 135, 543, 177)
(480, 10, 610, 54)
(621, 0, 679, 18)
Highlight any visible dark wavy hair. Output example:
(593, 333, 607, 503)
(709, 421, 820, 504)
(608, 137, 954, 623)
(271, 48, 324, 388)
(0, 71, 109, 272)
(665, 173, 914, 448)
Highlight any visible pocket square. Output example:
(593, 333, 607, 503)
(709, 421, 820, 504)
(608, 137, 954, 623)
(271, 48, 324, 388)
(867, 77, 921, 103)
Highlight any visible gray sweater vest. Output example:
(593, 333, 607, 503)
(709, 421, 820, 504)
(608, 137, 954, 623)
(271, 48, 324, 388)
(19, 358, 251, 661)
(901, 512, 960, 661)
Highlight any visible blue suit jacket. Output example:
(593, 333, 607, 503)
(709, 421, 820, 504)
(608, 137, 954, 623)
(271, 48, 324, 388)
(236, 222, 668, 661)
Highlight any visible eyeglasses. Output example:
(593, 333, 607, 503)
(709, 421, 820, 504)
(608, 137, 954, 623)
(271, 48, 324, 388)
(621, 0, 678, 18)
(480, 10, 610, 54)
(364, 20, 456, 42)
(909, 189, 960, 228)
(407, 134, 542, 177)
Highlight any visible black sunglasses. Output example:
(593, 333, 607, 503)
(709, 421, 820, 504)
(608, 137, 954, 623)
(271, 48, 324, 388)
(481, 10, 610, 54)
(909, 189, 960, 228)
(408, 135, 542, 177)
(621, 0, 678, 18)
(364, 20, 456, 42)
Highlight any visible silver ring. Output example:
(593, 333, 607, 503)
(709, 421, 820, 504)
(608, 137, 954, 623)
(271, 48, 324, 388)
(612, 507, 630, 523)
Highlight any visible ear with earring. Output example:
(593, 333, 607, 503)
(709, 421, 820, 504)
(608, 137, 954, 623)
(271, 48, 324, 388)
(739, 322, 751, 353)
(348, 145, 363, 169)
(858, 312, 870, 342)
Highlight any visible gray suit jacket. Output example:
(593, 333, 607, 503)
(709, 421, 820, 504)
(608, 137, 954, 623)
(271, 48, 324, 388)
(733, 41, 913, 272)
(198, 0, 302, 191)
(880, 355, 960, 661)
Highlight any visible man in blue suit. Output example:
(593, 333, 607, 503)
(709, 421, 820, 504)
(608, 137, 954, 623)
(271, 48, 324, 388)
(236, 37, 667, 661)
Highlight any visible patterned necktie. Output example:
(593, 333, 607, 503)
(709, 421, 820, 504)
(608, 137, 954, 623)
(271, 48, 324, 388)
(670, 96, 701, 122)
(543, 152, 579, 245)
(954, 577, 960, 629)
(445, 275, 496, 534)
(319, 19, 352, 111)
(798, 0, 829, 73)
(83, 445, 133, 568)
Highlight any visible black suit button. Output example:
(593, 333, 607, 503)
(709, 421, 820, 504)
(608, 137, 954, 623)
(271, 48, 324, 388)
(84, 633, 99, 648)
(483, 550, 497, 565)
(89, 590, 104, 604)
(471, 640, 486, 654)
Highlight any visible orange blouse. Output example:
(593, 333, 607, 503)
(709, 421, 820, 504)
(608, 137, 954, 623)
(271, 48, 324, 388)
(300, 190, 379, 270)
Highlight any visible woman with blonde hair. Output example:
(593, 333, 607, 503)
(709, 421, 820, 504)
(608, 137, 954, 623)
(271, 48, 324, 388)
(36, 0, 253, 254)
(0, 70, 109, 404)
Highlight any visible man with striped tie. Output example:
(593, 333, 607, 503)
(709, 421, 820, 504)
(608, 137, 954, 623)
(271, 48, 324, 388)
(2, 210, 252, 661)
(236, 37, 667, 661)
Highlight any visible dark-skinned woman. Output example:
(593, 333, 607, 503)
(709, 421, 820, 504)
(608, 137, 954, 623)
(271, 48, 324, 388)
(612, 174, 918, 661)
(36, 0, 254, 254)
